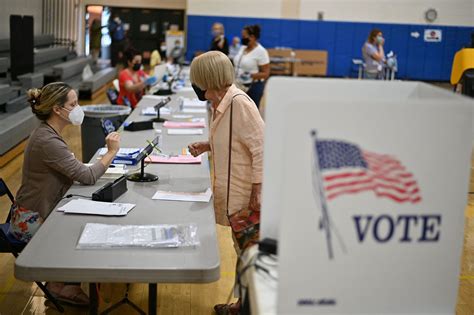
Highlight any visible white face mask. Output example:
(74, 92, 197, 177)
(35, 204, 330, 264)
(62, 105, 84, 125)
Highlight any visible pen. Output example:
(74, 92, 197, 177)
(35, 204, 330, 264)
(146, 140, 162, 153)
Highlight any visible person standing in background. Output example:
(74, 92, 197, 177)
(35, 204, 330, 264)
(169, 39, 185, 64)
(90, 19, 102, 63)
(362, 28, 386, 80)
(228, 36, 241, 61)
(233, 24, 270, 109)
(108, 13, 126, 67)
(209, 22, 229, 55)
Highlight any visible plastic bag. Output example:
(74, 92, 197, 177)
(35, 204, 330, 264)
(82, 64, 94, 81)
(77, 223, 200, 249)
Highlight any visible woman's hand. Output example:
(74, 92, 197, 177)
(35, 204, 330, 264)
(105, 132, 120, 153)
(248, 183, 262, 211)
(188, 141, 210, 157)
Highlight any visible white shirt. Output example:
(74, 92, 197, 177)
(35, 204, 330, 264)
(233, 44, 270, 84)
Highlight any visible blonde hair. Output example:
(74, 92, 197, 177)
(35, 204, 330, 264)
(27, 82, 72, 121)
(190, 51, 234, 90)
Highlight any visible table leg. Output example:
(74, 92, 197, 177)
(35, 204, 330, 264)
(149, 283, 157, 315)
(89, 283, 98, 315)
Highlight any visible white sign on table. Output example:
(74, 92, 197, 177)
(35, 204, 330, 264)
(261, 77, 473, 314)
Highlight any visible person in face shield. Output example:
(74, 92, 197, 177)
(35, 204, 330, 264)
(362, 28, 386, 79)
(187, 51, 265, 314)
(8, 82, 121, 305)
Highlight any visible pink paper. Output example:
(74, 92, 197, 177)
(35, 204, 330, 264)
(147, 155, 202, 164)
(163, 121, 206, 129)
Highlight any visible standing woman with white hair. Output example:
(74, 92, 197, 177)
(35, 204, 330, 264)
(187, 51, 264, 314)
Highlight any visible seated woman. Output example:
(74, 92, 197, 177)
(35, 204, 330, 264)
(117, 48, 149, 108)
(9, 82, 121, 306)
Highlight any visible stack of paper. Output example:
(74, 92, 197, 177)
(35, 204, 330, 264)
(85, 164, 128, 178)
(141, 107, 171, 116)
(172, 114, 194, 119)
(168, 129, 204, 135)
(152, 188, 212, 202)
(163, 121, 206, 129)
(182, 98, 207, 108)
(182, 108, 207, 114)
(147, 155, 202, 164)
(58, 199, 136, 216)
(78, 224, 180, 248)
(142, 95, 167, 101)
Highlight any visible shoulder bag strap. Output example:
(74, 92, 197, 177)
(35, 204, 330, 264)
(226, 93, 250, 215)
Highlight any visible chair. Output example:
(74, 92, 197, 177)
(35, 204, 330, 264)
(0, 178, 65, 313)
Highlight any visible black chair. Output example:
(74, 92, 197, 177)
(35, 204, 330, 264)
(0, 178, 65, 313)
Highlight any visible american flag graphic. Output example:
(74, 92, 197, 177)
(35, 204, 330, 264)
(315, 140, 421, 204)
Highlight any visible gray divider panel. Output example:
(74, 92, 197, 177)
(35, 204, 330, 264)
(18, 72, 44, 89)
(0, 107, 39, 155)
(52, 57, 92, 80)
(34, 47, 69, 66)
(81, 67, 117, 93)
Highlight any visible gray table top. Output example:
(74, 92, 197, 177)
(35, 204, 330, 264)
(15, 87, 220, 283)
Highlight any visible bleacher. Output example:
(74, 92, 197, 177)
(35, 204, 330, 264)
(0, 34, 117, 166)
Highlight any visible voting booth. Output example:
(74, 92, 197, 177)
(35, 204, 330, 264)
(261, 77, 473, 314)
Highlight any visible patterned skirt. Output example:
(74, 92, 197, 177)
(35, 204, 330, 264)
(8, 204, 43, 243)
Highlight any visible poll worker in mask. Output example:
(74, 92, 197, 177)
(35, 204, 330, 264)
(233, 24, 270, 108)
(187, 51, 264, 315)
(362, 28, 386, 79)
(209, 22, 229, 55)
(117, 48, 154, 108)
(8, 82, 120, 305)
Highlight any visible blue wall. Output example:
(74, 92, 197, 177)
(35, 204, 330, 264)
(187, 15, 473, 81)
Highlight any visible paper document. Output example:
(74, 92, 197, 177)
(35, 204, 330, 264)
(85, 164, 128, 177)
(77, 223, 200, 249)
(168, 129, 204, 135)
(182, 108, 207, 114)
(163, 121, 205, 129)
(179, 86, 195, 92)
(58, 199, 135, 216)
(152, 188, 212, 202)
(142, 95, 168, 101)
(172, 114, 194, 119)
(141, 107, 171, 116)
(78, 224, 180, 247)
(182, 98, 207, 108)
(147, 155, 201, 164)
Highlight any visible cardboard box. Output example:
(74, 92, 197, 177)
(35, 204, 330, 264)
(267, 48, 293, 76)
(294, 50, 328, 76)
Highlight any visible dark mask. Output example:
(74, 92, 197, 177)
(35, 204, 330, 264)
(192, 84, 207, 101)
(241, 37, 250, 46)
(132, 63, 141, 71)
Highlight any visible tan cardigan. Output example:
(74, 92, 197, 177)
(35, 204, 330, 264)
(15, 122, 106, 219)
(210, 85, 264, 225)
